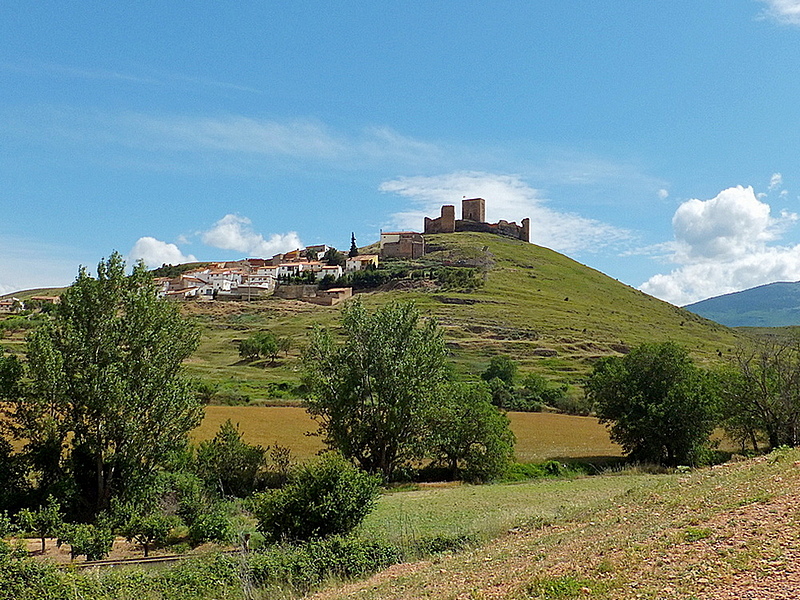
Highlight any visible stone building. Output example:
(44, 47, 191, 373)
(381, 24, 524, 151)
(424, 197, 530, 242)
(379, 231, 425, 259)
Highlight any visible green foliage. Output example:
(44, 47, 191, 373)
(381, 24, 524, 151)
(0, 350, 23, 400)
(585, 341, 719, 466)
(684, 526, 712, 542)
(187, 508, 235, 545)
(15, 496, 63, 553)
(718, 338, 800, 449)
(0, 512, 14, 538)
(424, 383, 515, 482)
(149, 262, 210, 278)
(249, 536, 401, 592)
(304, 299, 450, 478)
(521, 372, 569, 406)
(57, 522, 114, 561)
(322, 247, 346, 267)
(121, 512, 178, 557)
(434, 267, 484, 290)
(252, 453, 380, 543)
(0, 438, 29, 513)
(237, 331, 279, 362)
(482, 355, 517, 385)
(195, 419, 267, 497)
(6, 252, 202, 518)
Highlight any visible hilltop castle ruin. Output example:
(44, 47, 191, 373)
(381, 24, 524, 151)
(423, 197, 530, 242)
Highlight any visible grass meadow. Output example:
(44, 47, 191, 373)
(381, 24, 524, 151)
(193, 406, 623, 463)
(358, 473, 658, 546)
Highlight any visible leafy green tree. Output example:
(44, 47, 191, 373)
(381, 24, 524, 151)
(57, 522, 114, 560)
(425, 383, 515, 482)
(719, 339, 800, 449)
(322, 247, 346, 267)
(481, 355, 517, 386)
(121, 512, 178, 557)
(0, 438, 29, 513)
(304, 299, 450, 479)
(0, 349, 23, 400)
(238, 332, 279, 363)
(196, 419, 267, 497)
(6, 252, 202, 516)
(277, 336, 292, 357)
(16, 496, 63, 553)
(252, 453, 379, 542)
(585, 342, 719, 466)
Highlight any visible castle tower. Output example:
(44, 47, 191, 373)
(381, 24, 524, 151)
(423, 204, 456, 234)
(462, 197, 486, 223)
(521, 218, 531, 243)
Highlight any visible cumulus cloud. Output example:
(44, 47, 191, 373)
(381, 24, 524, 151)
(640, 185, 800, 305)
(129, 237, 197, 269)
(760, 0, 800, 25)
(201, 214, 302, 257)
(380, 171, 632, 255)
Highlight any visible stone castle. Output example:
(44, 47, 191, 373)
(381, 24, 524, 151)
(423, 197, 530, 242)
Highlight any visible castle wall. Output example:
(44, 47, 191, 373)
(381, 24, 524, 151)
(423, 199, 529, 242)
(424, 204, 456, 234)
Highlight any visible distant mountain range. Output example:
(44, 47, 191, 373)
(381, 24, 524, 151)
(684, 281, 800, 327)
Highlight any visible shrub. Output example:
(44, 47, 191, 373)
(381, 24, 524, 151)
(188, 508, 235, 545)
(196, 419, 267, 497)
(251, 453, 380, 543)
(248, 536, 401, 592)
(482, 355, 517, 385)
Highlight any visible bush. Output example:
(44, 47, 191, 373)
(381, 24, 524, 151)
(248, 536, 401, 592)
(482, 355, 517, 385)
(188, 508, 235, 545)
(196, 419, 267, 497)
(251, 453, 380, 543)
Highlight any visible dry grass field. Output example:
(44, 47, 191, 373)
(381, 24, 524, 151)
(193, 406, 623, 463)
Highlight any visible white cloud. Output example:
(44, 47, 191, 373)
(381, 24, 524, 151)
(769, 172, 783, 190)
(657, 189, 669, 200)
(760, 0, 800, 25)
(201, 214, 302, 257)
(380, 171, 632, 255)
(129, 237, 197, 269)
(640, 185, 800, 305)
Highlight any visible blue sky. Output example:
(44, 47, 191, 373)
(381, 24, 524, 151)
(3, 1, 800, 305)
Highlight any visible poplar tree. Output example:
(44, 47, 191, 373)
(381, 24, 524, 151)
(5, 252, 201, 516)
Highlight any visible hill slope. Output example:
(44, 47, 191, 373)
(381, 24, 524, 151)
(685, 280, 800, 327)
(2, 233, 744, 401)
(179, 232, 743, 401)
(311, 448, 800, 600)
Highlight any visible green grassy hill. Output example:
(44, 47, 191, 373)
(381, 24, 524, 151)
(179, 232, 743, 402)
(1, 232, 744, 402)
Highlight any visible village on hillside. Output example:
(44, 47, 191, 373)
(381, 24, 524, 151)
(1, 198, 529, 310)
